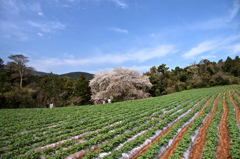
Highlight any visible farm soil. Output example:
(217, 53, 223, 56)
(189, 95, 219, 159)
(159, 97, 212, 159)
(131, 99, 206, 159)
(131, 120, 178, 159)
(216, 94, 230, 159)
(229, 91, 240, 125)
(235, 91, 240, 98)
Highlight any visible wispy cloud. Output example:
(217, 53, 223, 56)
(37, 33, 43, 37)
(200, 55, 217, 59)
(0, 20, 29, 41)
(0, 0, 42, 15)
(187, 0, 240, 30)
(38, 12, 43, 16)
(227, 0, 240, 22)
(0, 20, 65, 41)
(182, 35, 240, 59)
(94, 65, 152, 74)
(60, 0, 128, 9)
(30, 44, 175, 73)
(230, 43, 240, 54)
(111, 0, 128, 9)
(0, 0, 64, 41)
(110, 27, 128, 34)
(27, 21, 65, 33)
(182, 40, 218, 59)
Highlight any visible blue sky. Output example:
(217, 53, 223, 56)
(0, 0, 240, 74)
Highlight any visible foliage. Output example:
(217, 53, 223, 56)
(0, 55, 92, 108)
(74, 74, 91, 105)
(89, 67, 152, 103)
(1, 85, 239, 159)
(0, 54, 239, 108)
(145, 56, 240, 96)
(7, 54, 33, 89)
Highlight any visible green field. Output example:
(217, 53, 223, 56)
(1, 85, 240, 159)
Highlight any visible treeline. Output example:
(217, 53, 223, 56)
(144, 56, 240, 97)
(0, 55, 91, 108)
(0, 55, 239, 108)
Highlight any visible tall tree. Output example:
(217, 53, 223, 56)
(0, 58, 4, 69)
(75, 74, 91, 105)
(157, 64, 169, 74)
(8, 54, 30, 89)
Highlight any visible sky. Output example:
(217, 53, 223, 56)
(0, 0, 240, 74)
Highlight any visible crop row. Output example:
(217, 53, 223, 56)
(0, 85, 239, 159)
(0, 89, 203, 158)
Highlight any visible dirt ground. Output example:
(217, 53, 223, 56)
(216, 94, 230, 159)
(132, 99, 206, 159)
(229, 91, 240, 125)
(159, 98, 212, 159)
(189, 95, 219, 159)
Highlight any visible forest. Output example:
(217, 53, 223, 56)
(0, 55, 239, 109)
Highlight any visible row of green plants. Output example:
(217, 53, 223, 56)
(1, 107, 155, 158)
(102, 87, 224, 158)
(138, 94, 213, 158)
(96, 91, 210, 158)
(0, 87, 207, 158)
(226, 92, 240, 159)
(201, 93, 223, 159)
(0, 90, 187, 157)
(0, 85, 239, 159)
(38, 90, 202, 158)
(169, 94, 218, 158)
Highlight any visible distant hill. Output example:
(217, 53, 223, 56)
(34, 71, 94, 79)
(59, 72, 94, 79)
(34, 71, 51, 75)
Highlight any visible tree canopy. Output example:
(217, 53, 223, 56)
(7, 54, 32, 89)
(0, 54, 239, 108)
(89, 68, 152, 103)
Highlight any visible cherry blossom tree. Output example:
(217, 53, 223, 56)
(89, 68, 152, 103)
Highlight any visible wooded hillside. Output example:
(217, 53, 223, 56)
(0, 55, 239, 108)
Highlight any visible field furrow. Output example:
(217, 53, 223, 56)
(129, 97, 208, 159)
(159, 97, 212, 159)
(189, 94, 219, 159)
(216, 93, 230, 159)
(1, 85, 240, 159)
(229, 91, 240, 125)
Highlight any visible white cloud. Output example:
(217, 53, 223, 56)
(30, 45, 175, 73)
(200, 55, 217, 59)
(110, 27, 128, 34)
(227, 0, 240, 22)
(111, 0, 128, 9)
(0, 1, 64, 41)
(60, 0, 128, 9)
(37, 33, 43, 36)
(127, 65, 153, 73)
(188, 0, 240, 30)
(0, 20, 65, 41)
(0, 0, 42, 15)
(182, 40, 218, 59)
(0, 20, 29, 41)
(27, 21, 65, 33)
(149, 33, 156, 37)
(182, 35, 240, 59)
(38, 12, 43, 16)
(94, 65, 153, 74)
(231, 43, 240, 54)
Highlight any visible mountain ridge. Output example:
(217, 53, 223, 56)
(34, 71, 94, 79)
